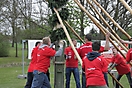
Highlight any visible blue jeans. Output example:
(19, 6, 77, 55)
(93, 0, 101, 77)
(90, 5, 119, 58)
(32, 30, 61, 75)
(65, 67, 81, 88)
(31, 70, 51, 88)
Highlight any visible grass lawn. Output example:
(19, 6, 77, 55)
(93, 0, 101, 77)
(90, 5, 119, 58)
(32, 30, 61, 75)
(0, 44, 131, 88)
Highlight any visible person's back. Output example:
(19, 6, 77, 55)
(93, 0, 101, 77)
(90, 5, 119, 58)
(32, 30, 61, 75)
(35, 45, 56, 73)
(25, 41, 41, 88)
(79, 33, 110, 88)
(126, 48, 132, 63)
(83, 55, 107, 86)
(82, 41, 108, 88)
(28, 45, 40, 72)
(78, 34, 92, 59)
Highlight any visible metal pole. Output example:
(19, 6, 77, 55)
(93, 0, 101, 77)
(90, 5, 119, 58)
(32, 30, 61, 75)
(18, 40, 26, 79)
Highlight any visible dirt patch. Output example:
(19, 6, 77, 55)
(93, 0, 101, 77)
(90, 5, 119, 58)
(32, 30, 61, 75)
(0, 62, 29, 68)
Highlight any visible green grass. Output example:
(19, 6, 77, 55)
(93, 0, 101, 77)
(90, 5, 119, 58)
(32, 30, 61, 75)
(0, 44, 131, 88)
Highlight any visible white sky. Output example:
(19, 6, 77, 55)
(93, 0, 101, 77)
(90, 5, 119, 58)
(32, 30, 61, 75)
(84, 23, 99, 35)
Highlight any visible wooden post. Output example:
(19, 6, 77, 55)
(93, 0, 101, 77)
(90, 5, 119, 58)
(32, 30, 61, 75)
(64, 21, 85, 44)
(86, 0, 128, 50)
(74, 0, 125, 87)
(74, 0, 128, 53)
(119, 0, 132, 14)
(92, 0, 132, 41)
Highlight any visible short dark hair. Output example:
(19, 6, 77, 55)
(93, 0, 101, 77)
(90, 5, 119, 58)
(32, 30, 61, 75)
(92, 41, 101, 51)
(85, 34, 92, 41)
(35, 41, 41, 47)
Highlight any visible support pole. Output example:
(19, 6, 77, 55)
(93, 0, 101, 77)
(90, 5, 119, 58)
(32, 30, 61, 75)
(74, 0, 128, 53)
(86, 0, 128, 50)
(17, 40, 27, 79)
(54, 41, 65, 88)
(91, 0, 132, 41)
(64, 21, 85, 44)
(119, 0, 132, 14)
(74, 0, 125, 87)
(53, 8, 82, 66)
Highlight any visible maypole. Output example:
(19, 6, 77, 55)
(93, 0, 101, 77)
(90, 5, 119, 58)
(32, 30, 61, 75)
(46, 0, 69, 88)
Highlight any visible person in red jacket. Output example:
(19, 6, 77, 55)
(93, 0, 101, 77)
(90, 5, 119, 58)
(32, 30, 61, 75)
(120, 39, 132, 76)
(82, 41, 108, 88)
(108, 47, 132, 88)
(24, 41, 41, 88)
(120, 39, 132, 64)
(64, 39, 81, 88)
(78, 33, 110, 88)
(31, 37, 64, 88)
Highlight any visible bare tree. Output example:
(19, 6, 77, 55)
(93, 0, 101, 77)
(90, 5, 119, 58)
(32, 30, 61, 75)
(86, 0, 132, 38)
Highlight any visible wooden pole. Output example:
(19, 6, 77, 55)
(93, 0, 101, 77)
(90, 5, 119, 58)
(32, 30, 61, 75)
(108, 72, 124, 88)
(74, 1, 125, 87)
(92, 0, 132, 41)
(64, 21, 85, 44)
(119, 0, 132, 14)
(86, 0, 129, 50)
(97, 22, 126, 59)
(53, 8, 82, 66)
(74, 0, 128, 53)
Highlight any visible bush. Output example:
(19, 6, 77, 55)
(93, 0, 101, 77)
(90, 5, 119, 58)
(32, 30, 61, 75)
(0, 34, 10, 57)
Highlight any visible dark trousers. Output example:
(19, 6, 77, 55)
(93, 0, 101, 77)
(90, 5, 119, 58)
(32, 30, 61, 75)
(82, 72, 86, 88)
(103, 73, 109, 87)
(24, 69, 50, 88)
(116, 72, 132, 88)
(46, 69, 50, 81)
(25, 72, 33, 88)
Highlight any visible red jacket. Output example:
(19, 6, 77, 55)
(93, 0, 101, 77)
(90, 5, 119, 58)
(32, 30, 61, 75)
(78, 42, 104, 59)
(82, 55, 108, 87)
(34, 46, 56, 73)
(111, 54, 130, 75)
(78, 42, 92, 59)
(64, 46, 78, 67)
(28, 46, 39, 72)
(126, 48, 132, 63)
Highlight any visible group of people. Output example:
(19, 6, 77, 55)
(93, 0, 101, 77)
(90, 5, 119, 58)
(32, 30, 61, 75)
(24, 33, 132, 88)
(24, 37, 64, 88)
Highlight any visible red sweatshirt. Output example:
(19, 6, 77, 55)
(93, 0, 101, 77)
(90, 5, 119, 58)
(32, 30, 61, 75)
(64, 46, 78, 67)
(28, 46, 39, 72)
(34, 46, 56, 73)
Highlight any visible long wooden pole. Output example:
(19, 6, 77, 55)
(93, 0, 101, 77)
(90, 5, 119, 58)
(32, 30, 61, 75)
(65, 19, 126, 58)
(86, 0, 129, 50)
(74, 1, 125, 87)
(53, 8, 82, 66)
(64, 21, 85, 44)
(92, 0, 132, 41)
(95, 20, 126, 58)
(108, 71, 124, 88)
(74, 0, 128, 53)
(119, 0, 132, 14)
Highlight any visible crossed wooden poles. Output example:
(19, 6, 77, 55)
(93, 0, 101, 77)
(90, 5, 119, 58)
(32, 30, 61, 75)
(53, 8, 124, 88)
(52, 0, 132, 88)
